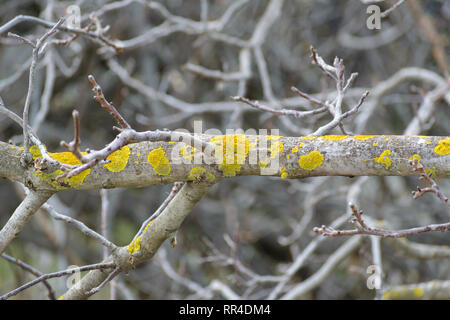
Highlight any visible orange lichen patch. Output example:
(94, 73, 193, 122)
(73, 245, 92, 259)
(291, 146, 299, 154)
(374, 150, 391, 169)
(11, 146, 16, 150)
(188, 166, 215, 183)
(210, 134, 250, 177)
(270, 141, 284, 159)
(137, 152, 141, 156)
(434, 138, 450, 155)
(301, 136, 317, 140)
(354, 135, 378, 140)
(148, 147, 171, 176)
(385, 138, 390, 142)
(168, 141, 175, 144)
(408, 154, 421, 163)
(280, 166, 288, 179)
(321, 135, 349, 141)
(104, 146, 130, 172)
(373, 143, 379, 146)
(298, 150, 324, 171)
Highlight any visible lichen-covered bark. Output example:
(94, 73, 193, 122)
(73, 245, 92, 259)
(0, 135, 448, 192)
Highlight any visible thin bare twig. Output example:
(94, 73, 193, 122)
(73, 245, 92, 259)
(0, 262, 116, 300)
(314, 203, 450, 238)
(88, 75, 131, 129)
(1, 253, 56, 300)
(410, 158, 449, 207)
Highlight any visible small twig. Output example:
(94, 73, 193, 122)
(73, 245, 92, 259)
(0, 262, 115, 300)
(232, 96, 328, 118)
(85, 266, 120, 296)
(88, 75, 131, 129)
(11, 18, 65, 158)
(52, 33, 79, 46)
(43, 203, 117, 252)
(0, 15, 123, 53)
(1, 253, 56, 300)
(60, 110, 87, 163)
(313, 203, 450, 238)
(310, 46, 337, 81)
(380, 0, 406, 18)
(290, 86, 333, 109)
(410, 158, 449, 207)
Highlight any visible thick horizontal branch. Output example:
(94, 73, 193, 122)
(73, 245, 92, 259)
(382, 280, 450, 300)
(0, 135, 448, 192)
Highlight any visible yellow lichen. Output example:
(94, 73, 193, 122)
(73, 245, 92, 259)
(408, 154, 421, 163)
(168, 141, 175, 144)
(258, 158, 270, 169)
(180, 145, 196, 162)
(382, 291, 391, 300)
(127, 236, 142, 255)
(280, 166, 288, 179)
(29, 144, 43, 159)
(291, 146, 299, 154)
(354, 135, 377, 140)
(188, 166, 215, 183)
(298, 150, 324, 171)
(301, 136, 317, 140)
(104, 146, 130, 172)
(266, 135, 283, 140)
(143, 220, 154, 232)
(321, 135, 349, 141)
(425, 166, 437, 177)
(434, 138, 450, 155)
(373, 142, 378, 146)
(32, 146, 91, 189)
(249, 139, 258, 150)
(148, 147, 171, 176)
(57, 295, 64, 300)
(270, 141, 284, 159)
(210, 134, 250, 176)
(374, 150, 391, 169)
(412, 287, 424, 298)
